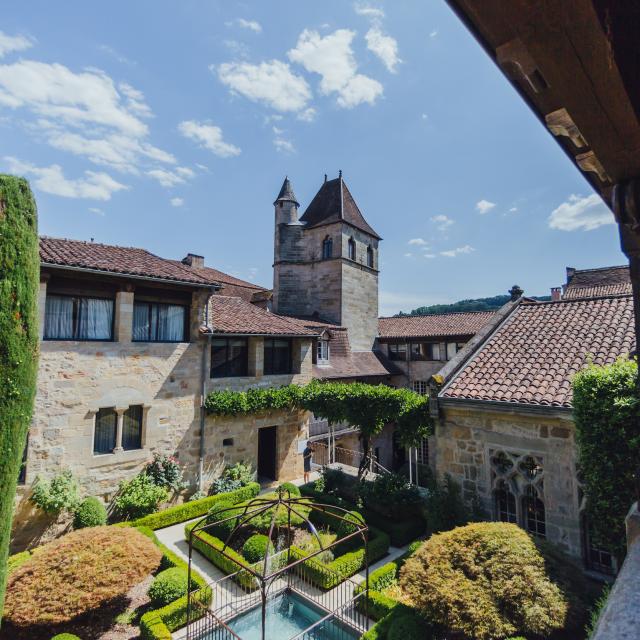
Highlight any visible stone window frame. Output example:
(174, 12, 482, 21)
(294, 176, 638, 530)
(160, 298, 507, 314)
(322, 236, 333, 260)
(489, 448, 546, 538)
(316, 339, 330, 365)
(90, 404, 150, 457)
(366, 245, 374, 268)
(411, 380, 428, 395)
(347, 236, 356, 261)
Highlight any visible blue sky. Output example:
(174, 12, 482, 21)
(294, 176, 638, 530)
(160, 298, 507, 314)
(0, 1, 624, 315)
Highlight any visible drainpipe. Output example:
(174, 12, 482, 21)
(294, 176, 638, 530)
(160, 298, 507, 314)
(199, 332, 211, 492)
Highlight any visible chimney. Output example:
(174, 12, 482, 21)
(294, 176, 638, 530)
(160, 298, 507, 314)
(566, 266, 576, 284)
(509, 284, 524, 301)
(182, 253, 205, 269)
(551, 286, 561, 301)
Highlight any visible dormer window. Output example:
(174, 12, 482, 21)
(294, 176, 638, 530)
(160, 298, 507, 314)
(317, 339, 330, 364)
(367, 245, 374, 268)
(348, 237, 356, 261)
(322, 236, 333, 260)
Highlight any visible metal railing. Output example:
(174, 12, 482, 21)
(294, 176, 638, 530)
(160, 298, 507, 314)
(290, 592, 368, 639)
(312, 442, 390, 477)
(187, 547, 367, 639)
(309, 417, 358, 439)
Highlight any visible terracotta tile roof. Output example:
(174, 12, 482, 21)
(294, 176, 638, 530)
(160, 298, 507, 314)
(40, 237, 213, 286)
(206, 296, 317, 336)
(299, 176, 381, 239)
(564, 265, 631, 299)
(168, 261, 268, 302)
(442, 296, 635, 408)
(378, 311, 496, 339)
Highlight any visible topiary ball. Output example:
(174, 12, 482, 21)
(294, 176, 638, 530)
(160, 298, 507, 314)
(242, 534, 275, 564)
(51, 634, 82, 640)
(278, 482, 301, 497)
(147, 567, 189, 608)
(399, 522, 569, 640)
(207, 500, 237, 539)
(73, 496, 107, 529)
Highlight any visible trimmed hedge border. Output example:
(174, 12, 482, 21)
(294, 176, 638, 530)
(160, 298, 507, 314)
(127, 482, 260, 530)
(299, 483, 425, 547)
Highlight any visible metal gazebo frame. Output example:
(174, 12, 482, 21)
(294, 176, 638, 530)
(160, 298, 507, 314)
(186, 487, 370, 640)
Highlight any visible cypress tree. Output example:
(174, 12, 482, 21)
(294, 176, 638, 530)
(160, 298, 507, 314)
(0, 175, 39, 617)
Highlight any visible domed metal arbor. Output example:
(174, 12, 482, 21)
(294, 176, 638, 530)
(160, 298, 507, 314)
(186, 486, 370, 640)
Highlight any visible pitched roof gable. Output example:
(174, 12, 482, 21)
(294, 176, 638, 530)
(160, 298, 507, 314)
(299, 176, 381, 239)
(564, 265, 631, 299)
(441, 296, 635, 408)
(378, 311, 496, 339)
(40, 236, 212, 286)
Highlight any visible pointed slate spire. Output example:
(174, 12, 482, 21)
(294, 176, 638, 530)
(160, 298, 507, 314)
(273, 176, 299, 206)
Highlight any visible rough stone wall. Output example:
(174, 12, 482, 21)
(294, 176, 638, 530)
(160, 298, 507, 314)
(340, 259, 378, 351)
(434, 403, 582, 557)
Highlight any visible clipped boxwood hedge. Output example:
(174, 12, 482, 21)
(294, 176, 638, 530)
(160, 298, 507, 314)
(130, 482, 260, 530)
(299, 482, 425, 547)
(289, 525, 390, 590)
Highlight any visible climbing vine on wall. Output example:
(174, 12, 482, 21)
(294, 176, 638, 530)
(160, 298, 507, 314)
(205, 381, 433, 452)
(573, 357, 640, 560)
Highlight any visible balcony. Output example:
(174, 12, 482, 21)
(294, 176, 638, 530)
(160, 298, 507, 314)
(308, 416, 357, 440)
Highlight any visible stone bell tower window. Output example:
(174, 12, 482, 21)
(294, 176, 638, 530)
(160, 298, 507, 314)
(348, 237, 356, 261)
(367, 245, 374, 268)
(322, 236, 333, 260)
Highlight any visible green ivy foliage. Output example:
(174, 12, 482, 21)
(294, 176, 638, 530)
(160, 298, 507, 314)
(205, 381, 432, 447)
(573, 358, 640, 560)
(0, 174, 39, 614)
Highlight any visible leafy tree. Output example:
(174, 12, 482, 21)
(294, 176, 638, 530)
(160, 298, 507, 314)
(573, 357, 640, 560)
(399, 293, 550, 317)
(0, 175, 39, 618)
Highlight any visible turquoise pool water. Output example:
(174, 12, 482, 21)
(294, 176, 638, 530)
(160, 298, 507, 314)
(223, 591, 360, 640)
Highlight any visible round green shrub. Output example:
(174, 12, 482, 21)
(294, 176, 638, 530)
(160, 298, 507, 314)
(73, 496, 107, 529)
(51, 635, 82, 640)
(278, 482, 301, 497)
(113, 473, 168, 520)
(242, 534, 275, 564)
(207, 500, 238, 539)
(147, 567, 189, 608)
(399, 522, 569, 640)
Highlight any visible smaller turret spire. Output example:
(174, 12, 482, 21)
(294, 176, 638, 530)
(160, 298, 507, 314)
(273, 176, 299, 206)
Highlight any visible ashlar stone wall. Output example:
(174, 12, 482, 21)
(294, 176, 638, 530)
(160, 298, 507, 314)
(434, 403, 582, 557)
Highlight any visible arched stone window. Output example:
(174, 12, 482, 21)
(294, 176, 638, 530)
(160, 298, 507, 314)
(489, 449, 546, 537)
(348, 237, 356, 261)
(366, 245, 374, 268)
(322, 236, 333, 260)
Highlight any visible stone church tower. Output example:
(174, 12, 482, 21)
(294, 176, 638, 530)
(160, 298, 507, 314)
(272, 173, 381, 351)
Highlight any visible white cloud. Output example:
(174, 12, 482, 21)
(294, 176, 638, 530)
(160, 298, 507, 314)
(178, 120, 240, 158)
(98, 44, 136, 66)
(429, 30, 438, 38)
(509, 206, 518, 213)
(0, 31, 34, 58)
(424, 253, 436, 259)
(146, 167, 194, 187)
(5, 156, 127, 200)
(430, 214, 453, 231)
(297, 107, 317, 122)
(365, 26, 401, 73)
(476, 199, 496, 214)
(403, 252, 413, 258)
(236, 18, 262, 33)
(408, 238, 428, 246)
(0, 60, 149, 136)
(89, 207, 105, 216)
(440, 245, 475, 258)
(548, 194, 614, 231)
(288, 29, 383, 108)
(421, 113, 428, 120)
(170, 197, 184, 207)
(217, 60, 312, 113)
(274, 137, 296, 154)
(354, 3, 385, 19)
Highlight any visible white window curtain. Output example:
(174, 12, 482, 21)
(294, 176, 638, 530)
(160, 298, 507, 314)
(44, 295, 74, 339)
(156, 304, 185, 341)
(77, 298, 113, 339)
(133, 303, 150, 341)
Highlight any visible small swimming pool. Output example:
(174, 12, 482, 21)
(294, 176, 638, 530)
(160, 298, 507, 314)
(223, 591, 360, 640)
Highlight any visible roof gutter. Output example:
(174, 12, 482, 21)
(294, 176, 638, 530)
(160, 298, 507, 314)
(200, 331, 315, 339)
(438, 397, 573, 418)
(42, 262, 222, 291)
